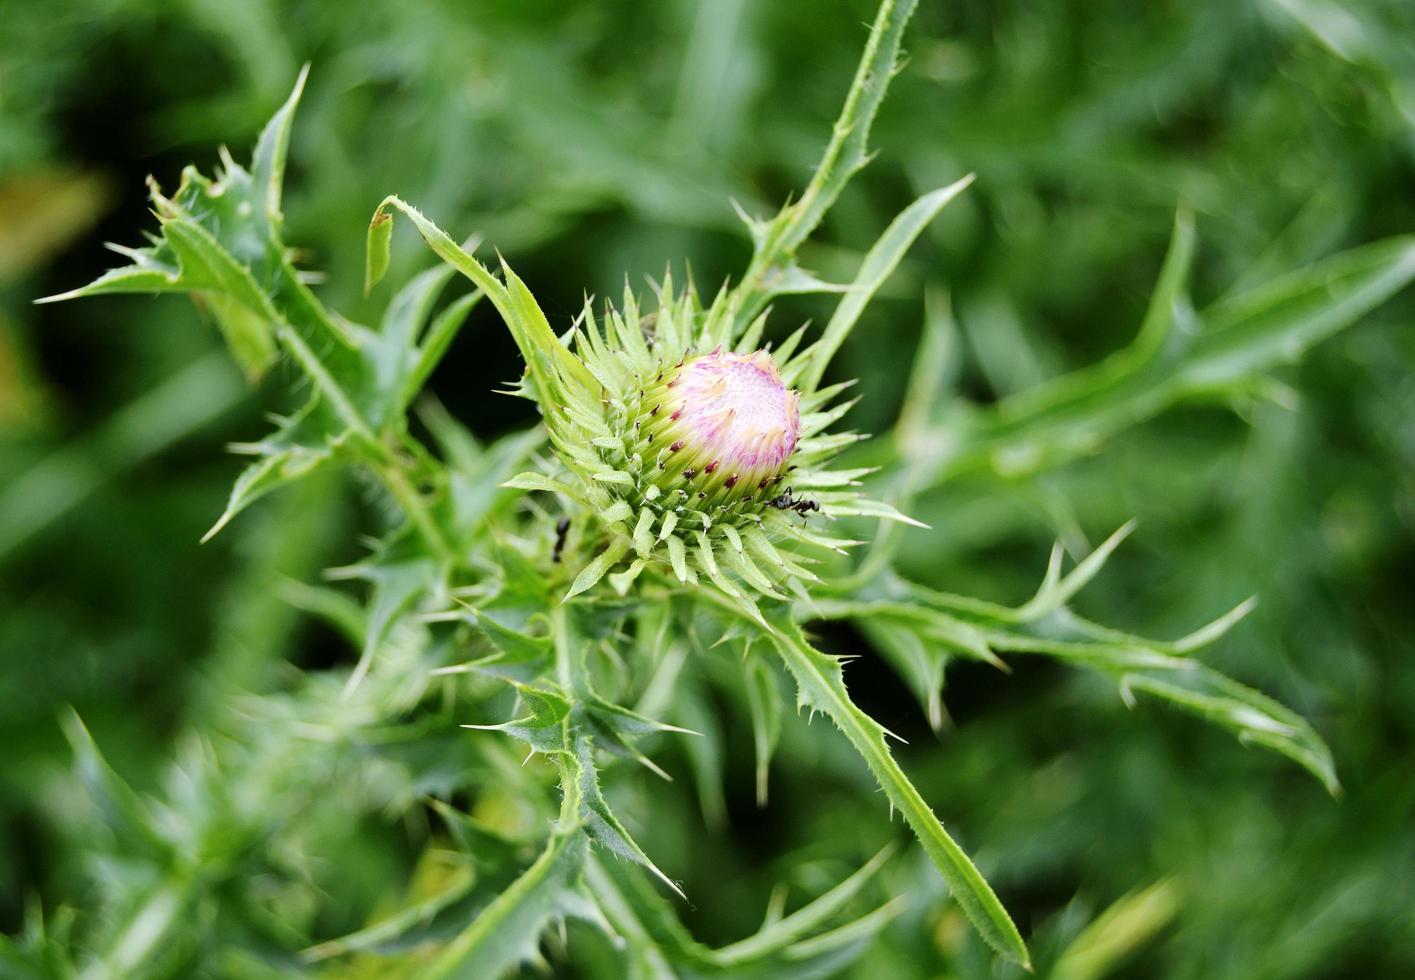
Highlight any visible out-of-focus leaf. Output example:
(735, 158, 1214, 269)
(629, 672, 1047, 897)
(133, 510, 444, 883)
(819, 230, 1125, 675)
(714, 844, 896, 967)
(423, 827, 588, 980)
(917, 235, 1415, 484)
(1117, 666, 1339, 796)
(743, 653, 784, 805)
(0, 169, 110, 283)
(589, 849, 905, 979)
(301, 854, 476, 963)
(1050, 879, 1182, 980)
(60, 710, 171, 862)
(0, 351, 245, 559)
(337, 531, 444, 695)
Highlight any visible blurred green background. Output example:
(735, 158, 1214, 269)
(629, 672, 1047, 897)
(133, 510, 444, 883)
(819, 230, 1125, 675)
(2, 0, 1413, 976)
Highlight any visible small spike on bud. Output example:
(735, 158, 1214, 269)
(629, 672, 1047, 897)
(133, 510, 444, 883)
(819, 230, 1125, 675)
(639, 350, 800, 505)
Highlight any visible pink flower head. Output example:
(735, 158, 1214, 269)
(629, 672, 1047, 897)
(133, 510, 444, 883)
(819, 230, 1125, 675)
(660, 350, 800, 496)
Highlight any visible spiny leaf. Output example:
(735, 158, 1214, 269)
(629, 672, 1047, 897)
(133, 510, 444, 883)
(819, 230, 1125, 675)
(765, 620, 1030, 967)
(1120, 668, 1339, 796)
(475, 611, 553, 666)
(729, 0, 923, 331)
(574, 737, 684, 898)
(367, 196, 595, 413)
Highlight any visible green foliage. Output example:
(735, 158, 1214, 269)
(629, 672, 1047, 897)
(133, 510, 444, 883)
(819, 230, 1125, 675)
(4, 0, 1414, 978)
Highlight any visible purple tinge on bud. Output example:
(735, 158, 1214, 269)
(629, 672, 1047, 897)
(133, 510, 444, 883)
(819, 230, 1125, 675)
(647, 350, 799, 502)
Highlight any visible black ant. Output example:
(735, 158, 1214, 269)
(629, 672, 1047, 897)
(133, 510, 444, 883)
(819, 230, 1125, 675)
(766, 487, 820, 522)
(552, 517, 571, 563)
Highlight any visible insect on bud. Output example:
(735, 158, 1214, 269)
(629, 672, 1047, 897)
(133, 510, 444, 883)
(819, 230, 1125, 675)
(634, 349, 799, 509)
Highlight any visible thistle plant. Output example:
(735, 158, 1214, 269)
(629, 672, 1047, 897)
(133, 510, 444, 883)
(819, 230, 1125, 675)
(27, 0, 1415, 976)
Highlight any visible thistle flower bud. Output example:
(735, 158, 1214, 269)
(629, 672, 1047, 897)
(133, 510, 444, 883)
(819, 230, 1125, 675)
(498, 279, 900, 602)
(635, 350, 799, 508)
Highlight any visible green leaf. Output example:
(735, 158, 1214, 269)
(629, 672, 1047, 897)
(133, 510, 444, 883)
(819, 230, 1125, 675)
(250, 64, 308, 224)
(367, 196, 595, 414)
(60, 710, 172, 862)
(404, 289, 484, 407)
(795, 174, 975, 392)
(34, 263, 181, 303)
(475, 611, 554, 666)
(894, 286, 960, 447)
(205, 290, 278, 379)
(588, 847, 902, 979)
(429, 799, 528, 867)
(341, 532, 443, 695)
(743, 654, 784, 806)
(856, 617, 948, 732)
(565, 538, 631, 600)
(766, 620, 1030, 967)
(668, 666, 728, 829)
(361, 263, 455, 426)
(1119, 666, 1340, 796)
(714, 844, 896, 967)
(366, 208, 394, 295)
(35, 66, 362, 379)
(1183, 234, 1415, 390)
(301, 859, 478, 963)
(161, 218, 275, 316)
(1050, 879, 1182, 980)
(466, 683, 574, 756)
